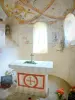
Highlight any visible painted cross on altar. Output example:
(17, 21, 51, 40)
(26, 76, 35, 85)
(24, 74, 38, 88)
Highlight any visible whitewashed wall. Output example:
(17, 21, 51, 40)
(10, 21, 75, 86)
(0, 37, 20, 80)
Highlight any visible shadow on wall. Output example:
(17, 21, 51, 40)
(48, 75, 71, 100)
(49, 75, 71, 87)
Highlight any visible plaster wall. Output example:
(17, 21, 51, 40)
(11, 22, 75, 86)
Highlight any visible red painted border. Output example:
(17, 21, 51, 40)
(17, 73, 45, 90)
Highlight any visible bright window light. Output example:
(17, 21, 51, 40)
(64, 13, 75, 46)
(33, 22, 48, 53)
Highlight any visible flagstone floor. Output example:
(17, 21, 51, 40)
(0, 75, 70, 100)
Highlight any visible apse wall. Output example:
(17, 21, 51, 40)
(11, 21, 75, 86)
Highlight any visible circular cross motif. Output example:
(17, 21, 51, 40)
(24, 74, 38, 88)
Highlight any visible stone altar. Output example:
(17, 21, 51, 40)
(9, 60, 53, 98)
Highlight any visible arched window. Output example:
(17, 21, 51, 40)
(64, 13, 75, 46)
(33, 22, 48, 53)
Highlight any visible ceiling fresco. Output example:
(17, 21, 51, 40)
(3, 0, 75, 24)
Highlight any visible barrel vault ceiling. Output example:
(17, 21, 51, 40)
(0, 0, 75, 24)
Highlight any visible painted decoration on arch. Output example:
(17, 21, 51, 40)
(3, 0, 75, 24)
(4, 0, 36, 22)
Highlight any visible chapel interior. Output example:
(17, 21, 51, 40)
(0, 0, 75, 100)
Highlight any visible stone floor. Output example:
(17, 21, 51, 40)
(0, 75, 71, 100)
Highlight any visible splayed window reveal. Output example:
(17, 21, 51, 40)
(64, 13, 75, 46)
(33, 22, 48, 53)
